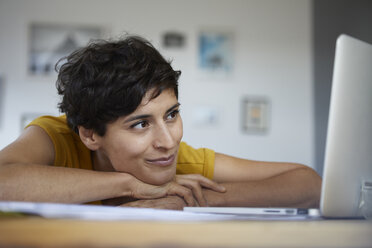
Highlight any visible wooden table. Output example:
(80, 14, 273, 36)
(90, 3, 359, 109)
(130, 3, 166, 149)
(1, 216, 371, 247)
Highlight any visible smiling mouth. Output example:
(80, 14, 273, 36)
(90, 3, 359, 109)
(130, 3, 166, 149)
(146, 154, 176, 167)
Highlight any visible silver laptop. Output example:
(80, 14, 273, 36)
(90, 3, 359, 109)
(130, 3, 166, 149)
(185, 34, 372, 219)
(320, 34, 372, 218)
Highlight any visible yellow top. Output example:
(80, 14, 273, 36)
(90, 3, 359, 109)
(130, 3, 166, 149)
(27, 115, 215, 179)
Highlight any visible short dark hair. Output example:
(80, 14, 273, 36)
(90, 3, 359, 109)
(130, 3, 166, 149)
(56, 35, 181, 136)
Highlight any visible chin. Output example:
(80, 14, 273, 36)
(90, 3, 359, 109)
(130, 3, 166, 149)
(143, 171, 175, 186)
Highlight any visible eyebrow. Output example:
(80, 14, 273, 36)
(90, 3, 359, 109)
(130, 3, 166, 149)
(124, 103, 181, 123)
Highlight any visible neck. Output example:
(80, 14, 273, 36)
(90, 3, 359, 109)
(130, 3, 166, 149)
(92, 150, 115, 172)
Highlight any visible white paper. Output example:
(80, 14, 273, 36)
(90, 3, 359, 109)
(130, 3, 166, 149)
(0, 201, 320, 221)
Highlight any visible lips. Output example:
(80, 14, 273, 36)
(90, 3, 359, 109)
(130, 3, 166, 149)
(146, 154, 176, 167)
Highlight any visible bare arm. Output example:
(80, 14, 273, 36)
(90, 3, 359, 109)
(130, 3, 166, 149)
(0, 126, 145, 203)
(120, 196, 186, 210)
(0, 126, 221, 205)
(203, 153, 322, 208)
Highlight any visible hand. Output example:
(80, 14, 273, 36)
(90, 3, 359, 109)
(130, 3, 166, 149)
(174, 174, 226, 206)
(120, 196, 186, 210)
(129, 174, 226, 207)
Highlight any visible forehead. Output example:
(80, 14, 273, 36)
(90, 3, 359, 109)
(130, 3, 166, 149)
(138, 88, 177, 109)
(105, 89, 178, 130)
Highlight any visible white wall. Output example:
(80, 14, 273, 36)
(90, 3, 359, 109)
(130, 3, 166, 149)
(0, 0, 315, 167)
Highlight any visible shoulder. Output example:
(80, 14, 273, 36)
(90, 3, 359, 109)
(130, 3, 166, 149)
(26, 115, 71, 134)
(176, 142, 215, 179)
(177, 142, 215, 164)
(27, 115, 80, 154)
(2, 115, 72, 166)
(0, 123, 55, 166)
(25, 115, 89, 168)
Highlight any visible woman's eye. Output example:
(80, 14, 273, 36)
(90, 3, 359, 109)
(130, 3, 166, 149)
(131, 121, 148, 129)
(166, 110, 179, 120)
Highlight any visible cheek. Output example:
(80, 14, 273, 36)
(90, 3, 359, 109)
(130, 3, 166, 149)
(174, 118, 183, 142)
(107, 137, 149, 165)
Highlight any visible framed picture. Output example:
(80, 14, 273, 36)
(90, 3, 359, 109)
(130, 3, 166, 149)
(162, 31, 186, 48)
(198, 29, 234, 75)
(28, 23, 103, 76)
(242, 97, 270, 134)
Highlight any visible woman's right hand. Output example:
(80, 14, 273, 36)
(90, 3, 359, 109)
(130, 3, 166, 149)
(129, 174, 226, 207)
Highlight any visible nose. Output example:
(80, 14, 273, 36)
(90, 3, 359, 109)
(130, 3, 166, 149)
(153, 123, 176, 150)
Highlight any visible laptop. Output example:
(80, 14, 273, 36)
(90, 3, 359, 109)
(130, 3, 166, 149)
(185, 34, 372, 219)
(320, 34, 372, 218)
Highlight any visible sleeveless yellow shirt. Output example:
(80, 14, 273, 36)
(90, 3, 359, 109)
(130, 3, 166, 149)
(27, 115, 215, 179)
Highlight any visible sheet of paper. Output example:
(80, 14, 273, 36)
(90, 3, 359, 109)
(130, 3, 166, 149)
(0, 201, 321, 221)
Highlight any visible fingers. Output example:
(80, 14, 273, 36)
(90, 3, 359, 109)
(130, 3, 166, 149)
(178, 174, 226, 193)
(129, 174, 225, 208)
(174, 174, 226, 207)
(175, 177, 207, 206)
(167, 182, 198, 207)
(129, 177, 198, 207)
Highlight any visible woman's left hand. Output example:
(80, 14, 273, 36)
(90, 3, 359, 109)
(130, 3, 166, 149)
(174, 174, 226, 207)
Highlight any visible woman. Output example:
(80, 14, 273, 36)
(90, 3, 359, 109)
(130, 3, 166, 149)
(0, 36, 321, 209)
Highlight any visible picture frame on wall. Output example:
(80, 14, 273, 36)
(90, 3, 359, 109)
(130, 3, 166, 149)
(242, 97, 270, 134)
(198, 29, 234, 77)
(28, 23, 103, 76)
(162, 31, 186, 49)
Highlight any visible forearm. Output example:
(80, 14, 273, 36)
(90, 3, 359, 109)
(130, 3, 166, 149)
(204, 167, 322, 208)
(119, 196, 187, 210)
(0, 163, 133, 203)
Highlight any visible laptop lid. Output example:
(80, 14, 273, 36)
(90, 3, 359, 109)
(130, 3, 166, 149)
(320, 34, 372, 218)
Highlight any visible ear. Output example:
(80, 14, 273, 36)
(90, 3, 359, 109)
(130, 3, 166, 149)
(78, 126, 101, 151)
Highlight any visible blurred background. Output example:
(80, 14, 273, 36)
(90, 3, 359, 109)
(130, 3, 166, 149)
(0, 0, 371, 175)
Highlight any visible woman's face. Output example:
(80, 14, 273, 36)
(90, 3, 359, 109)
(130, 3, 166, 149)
(96, 89, 183, 185)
